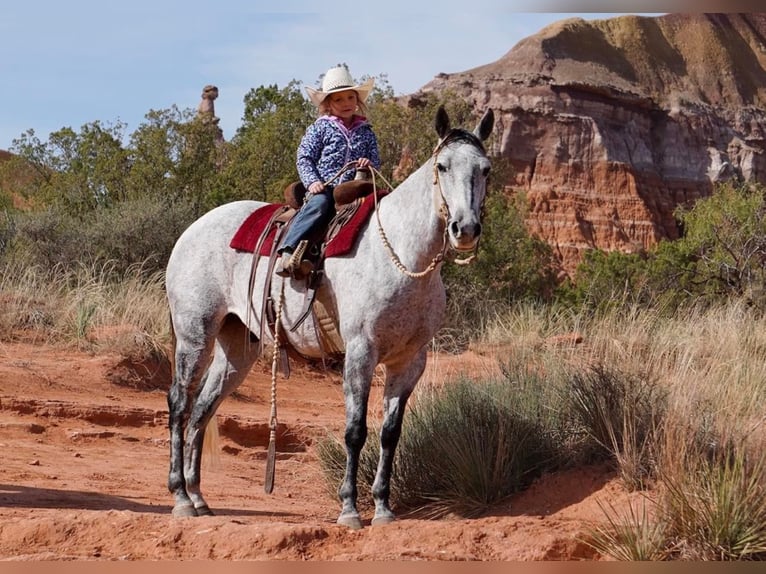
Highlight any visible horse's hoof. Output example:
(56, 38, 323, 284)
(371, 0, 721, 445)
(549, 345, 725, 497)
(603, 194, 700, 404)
(336, 514, 364, 530)
(195, 504, 214, 516)
(172, 503, 197, 518)
(371, 513, 395, 526)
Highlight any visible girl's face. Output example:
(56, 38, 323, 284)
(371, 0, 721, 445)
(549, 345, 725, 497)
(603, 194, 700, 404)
(327, 90, 359, 122)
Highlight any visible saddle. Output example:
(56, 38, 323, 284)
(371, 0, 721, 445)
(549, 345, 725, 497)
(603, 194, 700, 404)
(235, 178, 383, 374)
(280, 177, 377, 278)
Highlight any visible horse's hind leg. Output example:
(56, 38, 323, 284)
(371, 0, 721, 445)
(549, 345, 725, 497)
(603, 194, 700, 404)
(371, 349, 427, 526)
(168, 327, 215, 517)
(183, 315, 259, 515)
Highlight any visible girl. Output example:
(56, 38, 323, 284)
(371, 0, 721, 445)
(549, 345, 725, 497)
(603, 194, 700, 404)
(277, 64, 381, 277)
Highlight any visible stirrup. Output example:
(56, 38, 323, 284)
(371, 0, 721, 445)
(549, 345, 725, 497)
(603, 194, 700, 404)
(275, 240, 309, 278)
(291, 240, 308, 265)
(290, 240, 312, 278)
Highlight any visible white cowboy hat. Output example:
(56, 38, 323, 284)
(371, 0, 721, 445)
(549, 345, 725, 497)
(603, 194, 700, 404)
(305, 66, 374, 107)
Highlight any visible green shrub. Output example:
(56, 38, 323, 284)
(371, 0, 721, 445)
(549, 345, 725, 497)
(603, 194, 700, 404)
(675, 182, 766, 306)
(8, 196, 196, 275)
(559, 182, 766, 314)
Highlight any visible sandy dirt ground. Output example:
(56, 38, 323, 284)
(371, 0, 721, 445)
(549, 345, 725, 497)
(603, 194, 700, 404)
(0, 341, 639, 561)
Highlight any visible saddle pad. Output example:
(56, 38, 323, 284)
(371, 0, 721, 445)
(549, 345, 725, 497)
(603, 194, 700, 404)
(229, 193, 386, 257)
(229, 203, 284, 254)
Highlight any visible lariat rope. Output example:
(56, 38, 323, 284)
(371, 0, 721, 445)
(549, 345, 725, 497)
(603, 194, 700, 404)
(264, 279, 284, 493)
(367, 163, 449, 278)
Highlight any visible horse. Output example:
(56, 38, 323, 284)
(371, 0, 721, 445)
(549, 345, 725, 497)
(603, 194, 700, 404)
(165, 105, 494, 529)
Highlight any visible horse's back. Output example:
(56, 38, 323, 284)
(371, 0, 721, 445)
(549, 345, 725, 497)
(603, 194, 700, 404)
(166, 200, 267, 325)
(171, 200, 265, 254)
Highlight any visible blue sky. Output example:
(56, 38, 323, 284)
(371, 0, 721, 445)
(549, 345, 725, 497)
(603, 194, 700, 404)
(0, 3, 669, 150)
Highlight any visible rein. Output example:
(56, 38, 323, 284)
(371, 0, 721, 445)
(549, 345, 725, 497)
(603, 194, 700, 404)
(368, 133, 481, 279)
(368, 165, 447, 279)
(305, 160, 449, 278)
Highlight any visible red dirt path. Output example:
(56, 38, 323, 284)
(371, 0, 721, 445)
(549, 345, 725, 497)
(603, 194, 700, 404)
(0, 342, 637, 560)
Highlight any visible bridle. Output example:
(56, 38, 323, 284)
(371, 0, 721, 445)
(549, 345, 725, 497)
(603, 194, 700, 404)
(371, 130, 487, 278)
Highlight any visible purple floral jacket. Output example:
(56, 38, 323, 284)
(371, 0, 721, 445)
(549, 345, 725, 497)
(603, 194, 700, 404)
(296, 114, 381, 188)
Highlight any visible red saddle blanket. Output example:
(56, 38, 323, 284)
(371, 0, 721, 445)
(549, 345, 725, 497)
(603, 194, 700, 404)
(229, 193, 384, 258)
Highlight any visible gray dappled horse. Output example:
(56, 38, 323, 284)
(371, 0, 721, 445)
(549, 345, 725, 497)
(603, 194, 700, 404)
(165, 106, 494, 529)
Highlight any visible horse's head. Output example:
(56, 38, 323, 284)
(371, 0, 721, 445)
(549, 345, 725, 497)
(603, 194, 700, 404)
(432, 106, 494, 253)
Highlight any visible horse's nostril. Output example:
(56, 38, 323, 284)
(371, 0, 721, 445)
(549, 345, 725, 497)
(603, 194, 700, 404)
(450, 220, 481, 239)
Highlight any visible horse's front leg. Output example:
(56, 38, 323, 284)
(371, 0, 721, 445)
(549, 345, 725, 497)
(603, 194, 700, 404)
(371, 349, 426, 525)
(337, 340, 377, 530)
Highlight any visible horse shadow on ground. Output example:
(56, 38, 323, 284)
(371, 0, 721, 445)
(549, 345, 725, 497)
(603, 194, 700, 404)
(0, 484, 299, 518)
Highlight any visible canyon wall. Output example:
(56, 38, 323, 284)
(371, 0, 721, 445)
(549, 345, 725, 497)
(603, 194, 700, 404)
(417, 13, 766, 273)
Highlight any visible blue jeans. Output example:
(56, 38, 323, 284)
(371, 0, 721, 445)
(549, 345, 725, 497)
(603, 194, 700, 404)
(278, 188, 335, 254)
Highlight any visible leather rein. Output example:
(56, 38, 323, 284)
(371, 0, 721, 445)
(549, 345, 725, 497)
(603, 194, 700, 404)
(369, 130, 484, 279)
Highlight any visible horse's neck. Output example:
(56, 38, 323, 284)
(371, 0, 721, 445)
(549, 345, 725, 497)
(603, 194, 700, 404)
(375, 161, 445, 269)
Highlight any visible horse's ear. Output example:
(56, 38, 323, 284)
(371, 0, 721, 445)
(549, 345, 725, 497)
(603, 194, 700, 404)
(474, 108, 494, 142)
(435, 105, 450, 139)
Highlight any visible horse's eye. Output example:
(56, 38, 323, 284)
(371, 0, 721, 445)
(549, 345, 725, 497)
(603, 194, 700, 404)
(436, 163, 447, 173)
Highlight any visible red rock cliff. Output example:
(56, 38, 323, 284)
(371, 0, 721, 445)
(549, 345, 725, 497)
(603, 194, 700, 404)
(417, 13, 766, 274)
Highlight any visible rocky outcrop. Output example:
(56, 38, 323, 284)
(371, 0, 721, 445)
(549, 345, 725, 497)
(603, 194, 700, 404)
(417, 13, 766, 273)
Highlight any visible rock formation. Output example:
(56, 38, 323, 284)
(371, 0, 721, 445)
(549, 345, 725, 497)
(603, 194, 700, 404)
(417, 13, 766, 273)
(197, 84, 224, 143)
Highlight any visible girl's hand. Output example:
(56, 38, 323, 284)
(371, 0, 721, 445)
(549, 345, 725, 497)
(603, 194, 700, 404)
(356, 158, 371, 168)
(308, 181, 325, 194)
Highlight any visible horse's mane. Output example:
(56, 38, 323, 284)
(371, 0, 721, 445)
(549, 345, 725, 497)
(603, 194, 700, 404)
(440, 128, 486, 154)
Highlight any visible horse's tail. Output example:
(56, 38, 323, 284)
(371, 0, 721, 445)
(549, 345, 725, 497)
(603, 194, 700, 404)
(168, 309, 176, 379)
(203, 417, 221, 470)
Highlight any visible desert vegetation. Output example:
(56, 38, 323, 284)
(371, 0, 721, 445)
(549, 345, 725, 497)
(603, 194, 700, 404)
(2, 75, 766, 561)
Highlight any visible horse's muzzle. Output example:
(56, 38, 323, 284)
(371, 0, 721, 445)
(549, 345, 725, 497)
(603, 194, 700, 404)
(448, 219, 482, 251)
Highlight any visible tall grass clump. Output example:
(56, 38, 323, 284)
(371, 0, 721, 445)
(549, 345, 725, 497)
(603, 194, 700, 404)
(0, 259, 170, 357)
(661, 452, 766, 560)
(317, 375, 566, 518)
(0, 260, 57, 337)
(586, 498, 668, 561)
(595, 431, 766, 561)
(394, 377, 560, 517)
(465, 297, 766, 559)
(652, 420, 766, 561)
(566, 365, 666, 491)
